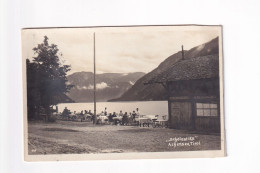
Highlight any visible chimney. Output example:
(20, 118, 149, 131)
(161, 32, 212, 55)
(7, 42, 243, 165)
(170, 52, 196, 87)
(182, 45, 184, 60)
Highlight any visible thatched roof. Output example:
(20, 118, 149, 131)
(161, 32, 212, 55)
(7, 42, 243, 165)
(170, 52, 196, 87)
(145, 54, 219, 84)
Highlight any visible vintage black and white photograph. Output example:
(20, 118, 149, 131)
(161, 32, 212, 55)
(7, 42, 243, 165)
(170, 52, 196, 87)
(22, 26, 225, 160)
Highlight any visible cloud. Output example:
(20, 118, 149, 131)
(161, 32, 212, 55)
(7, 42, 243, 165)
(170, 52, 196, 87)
(75, 83, 108, 90)
(96, 82, 109, 90)
(23, 27, 220, 74)
(76, 85, 94, 90)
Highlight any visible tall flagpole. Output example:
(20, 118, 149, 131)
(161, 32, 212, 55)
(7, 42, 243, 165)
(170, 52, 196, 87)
(93, 32, 97, 124)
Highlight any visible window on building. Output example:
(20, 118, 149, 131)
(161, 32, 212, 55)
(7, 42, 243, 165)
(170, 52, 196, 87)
(196, 103, 218, 116)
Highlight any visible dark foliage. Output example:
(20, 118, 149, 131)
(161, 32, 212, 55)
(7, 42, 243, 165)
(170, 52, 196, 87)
(26, 36, 73, 120)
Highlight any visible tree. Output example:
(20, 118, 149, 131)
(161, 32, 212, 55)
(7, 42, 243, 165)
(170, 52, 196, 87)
(27, 36, 73, 121)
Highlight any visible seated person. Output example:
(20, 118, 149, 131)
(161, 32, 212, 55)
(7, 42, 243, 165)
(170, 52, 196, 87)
(80, 110, 84, 115)
(132, 111, 137, 121)
(112, 112, 117, 118)
(122, 112, 128, 125)
(62, 107, 70, 116)
(112, 112, 120, 125)
(100, 111, 105, 116)
(108, 113, 113, 122)
(119, 110, 123, 117)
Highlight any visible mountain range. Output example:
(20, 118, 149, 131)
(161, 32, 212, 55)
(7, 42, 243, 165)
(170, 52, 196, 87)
(110, 37, 219, 101)
(66, 72, 145, 102)
(66, 37, 219, 102)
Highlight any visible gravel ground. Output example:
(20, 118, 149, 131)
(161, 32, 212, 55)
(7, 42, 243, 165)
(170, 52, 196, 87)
(28, 120, 221, 155)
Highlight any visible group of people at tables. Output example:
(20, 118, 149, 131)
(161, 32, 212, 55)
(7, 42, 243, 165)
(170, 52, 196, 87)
(62, 107, 154, 126)
(99, 107, 142, 125)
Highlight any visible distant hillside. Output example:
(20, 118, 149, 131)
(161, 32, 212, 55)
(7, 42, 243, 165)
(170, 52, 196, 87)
(66, 72, 145, 102)
(110, 37, 219, 101)
(58, 94, 75, 103)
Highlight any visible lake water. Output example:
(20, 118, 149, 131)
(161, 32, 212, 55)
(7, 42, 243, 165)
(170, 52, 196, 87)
(58, 101, 168, 116)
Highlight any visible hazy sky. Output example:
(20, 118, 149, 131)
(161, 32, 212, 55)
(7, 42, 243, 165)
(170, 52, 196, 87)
(22, 26, 221, 74)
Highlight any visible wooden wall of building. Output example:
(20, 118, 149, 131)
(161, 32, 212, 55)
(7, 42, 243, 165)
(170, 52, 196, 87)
(167, 78, 220, 133)
(169, 102, 192, 130)
(195, 117, 220, 132)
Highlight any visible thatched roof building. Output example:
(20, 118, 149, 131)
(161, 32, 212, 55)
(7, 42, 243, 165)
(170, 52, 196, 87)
(145, 54, 221, 132)
(145, 54, 219, 84)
